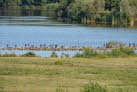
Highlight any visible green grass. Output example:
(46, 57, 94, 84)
(20, 52, 37, 57)
(74, 47, 136, 59)
(0, 57, 137, 92)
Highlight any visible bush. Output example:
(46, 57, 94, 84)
(73, 52, 83, 58)
(81, 82, 108, 92)
(74, 47, 136, 58)
(111, 47, 135, 57)
(2, 53, 17, 57)
(61, 53, 70, 58)
(50, 51, 58, 58)
(111, 48, 124, 57)
(82, 48, 95, 58)
(74, 48, 109, 58)
(54, 61, 64, 65)
(21, 52, 37, 57)
(121, 47, 135, 55)
(96, 52, 109, 59)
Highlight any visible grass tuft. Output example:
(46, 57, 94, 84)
(54, 60, 64, 65)
(81, 82, 108, 92)
(20, 52, 37, 57)
(0, 53, 17, 57)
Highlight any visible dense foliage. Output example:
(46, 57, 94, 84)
(0, 0, 137, 24)
(56, 0, 137, 24)
(74, 47, 136, 58)
(0, 0, 59, 7)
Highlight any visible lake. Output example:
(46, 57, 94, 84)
(0, 8, 137, 57)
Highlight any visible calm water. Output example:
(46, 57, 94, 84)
(0, 8, 137, 56)
(0, 50, 82, 57)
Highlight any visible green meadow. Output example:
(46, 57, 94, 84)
(0, 57, 137, 92)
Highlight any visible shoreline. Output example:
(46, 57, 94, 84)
(0, 46, 137, 51)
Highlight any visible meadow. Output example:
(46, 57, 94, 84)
(0, 0, 137, 92)
(0, 57, 137, 92)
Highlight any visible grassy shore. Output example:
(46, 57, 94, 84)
(0, 57, 137, 92)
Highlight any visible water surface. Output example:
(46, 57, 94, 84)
(0, 8, 137, 56)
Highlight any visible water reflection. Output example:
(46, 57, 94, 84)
(0, 8, 47, 16)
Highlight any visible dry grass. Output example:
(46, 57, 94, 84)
(0, 57, 137, 92)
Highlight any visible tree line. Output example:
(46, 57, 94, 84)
(0, 0, 137, 24)
(56, 0, 137, 25)
(0, 0, 58, 7)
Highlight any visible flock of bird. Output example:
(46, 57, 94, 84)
(0, 43, 137, 51)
